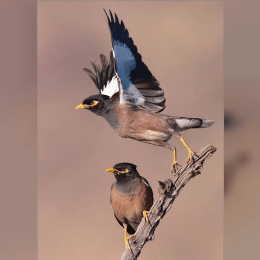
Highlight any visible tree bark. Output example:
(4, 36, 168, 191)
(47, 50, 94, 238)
(120, 144, 217, 260)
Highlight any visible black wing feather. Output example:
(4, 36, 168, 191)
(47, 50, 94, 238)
(107, 51, 115, 81)
(100, 54, 109, 87)
(83, 68, 98, 88)
(83, 51, 115, 93)
(104, 9, 166, 112)
(90, 60, 101, 88)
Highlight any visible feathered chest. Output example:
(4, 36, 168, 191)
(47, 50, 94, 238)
(114, 104, 170, 136)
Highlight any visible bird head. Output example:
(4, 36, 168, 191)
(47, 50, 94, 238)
(75, 94, 110, 116)
(106, 162, 139, 181)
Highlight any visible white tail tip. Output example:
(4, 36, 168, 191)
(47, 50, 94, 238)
(201, 119, 215, 128)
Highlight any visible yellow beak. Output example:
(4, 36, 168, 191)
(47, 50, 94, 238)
(106, 168, 116, 173)
(75, 103, 88, 109)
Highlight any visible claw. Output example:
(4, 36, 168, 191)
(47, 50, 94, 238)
(143, 210, 151, 222)
(171, 147, 182, 173)
(124, 226, 134, 249)
(180, 137, 196, 163)
(124, 235, 134, 249)
(187, 148, 196, 162)
(171, 161, 182, 173)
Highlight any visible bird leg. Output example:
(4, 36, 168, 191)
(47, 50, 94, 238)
(180, 137, 195, 162)
(171, 147, 182, 173)
(124, 225, 134, 250)
(143, 210, 151, 222)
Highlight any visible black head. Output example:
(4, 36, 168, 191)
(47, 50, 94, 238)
(75, 94, 110, 116)
(106, 162, 140, 181)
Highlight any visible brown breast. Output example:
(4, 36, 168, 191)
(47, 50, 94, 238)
(115, 103, 170, 139)
(110, 179, 153, 227)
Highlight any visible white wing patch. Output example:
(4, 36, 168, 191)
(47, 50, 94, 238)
(100, 75, 119, 97)
(117, 75, 145, 106)
(142, 179, 150, 187)
(112, 45, 145, 106)
(112, 48, 116, 58)
(122, 84, 145, 105)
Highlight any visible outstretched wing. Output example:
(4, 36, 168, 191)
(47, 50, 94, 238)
(83, 51, 119, 97)
(104, 9, 166, 113)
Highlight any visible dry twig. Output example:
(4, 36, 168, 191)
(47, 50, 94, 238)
(120, 144, 217, 260)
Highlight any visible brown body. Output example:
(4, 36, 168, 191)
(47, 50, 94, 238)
(115, 103, 174, 142)
(110, 176, 153, 234)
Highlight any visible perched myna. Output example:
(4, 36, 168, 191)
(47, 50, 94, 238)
(107, 163, 153, 249)
(76, 10, 215, 171)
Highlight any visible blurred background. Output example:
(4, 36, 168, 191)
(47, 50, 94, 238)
(38, 2, 223, 260)
(0, 0, 37, 259)
(2, 0, 259, 260)
(224, 0, 260, 259)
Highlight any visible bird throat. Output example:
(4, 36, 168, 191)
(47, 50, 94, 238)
(114, 177, 140, 194)
(100, 100, 120, 130)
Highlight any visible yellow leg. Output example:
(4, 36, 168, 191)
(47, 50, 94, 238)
(143, 210, 151, 222)
(124, 225, 134, 249)
(171, 148, 182, 172)
(180, 137, 195, 162)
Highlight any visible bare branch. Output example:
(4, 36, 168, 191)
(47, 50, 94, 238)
(120, 144, 217, 260)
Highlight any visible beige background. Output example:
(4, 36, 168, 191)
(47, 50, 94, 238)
(38, 1, 223, 260)
(0, 0, 37, 259)
(224, 0, 260, 259)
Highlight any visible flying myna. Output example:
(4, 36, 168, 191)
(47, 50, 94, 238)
(107, 163, 153, 249)
(76, 10, 215, 171)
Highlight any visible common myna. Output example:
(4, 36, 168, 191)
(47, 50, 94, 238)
(106, 163, 153, 249)
(76, 10, 215, 171)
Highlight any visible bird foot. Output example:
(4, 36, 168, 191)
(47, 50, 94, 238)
(187, 148, 196, 162)
(124, 234, 135, 249)
(171, 161, 182, 173)
(143, 210, 151, 222)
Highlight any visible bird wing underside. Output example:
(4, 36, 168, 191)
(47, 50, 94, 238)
(104, 9, 166, 113)
(83, 51, 117, 96)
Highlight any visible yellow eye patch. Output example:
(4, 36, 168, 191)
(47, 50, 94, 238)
(90, 100, 99, 107)
(75, 100, 99, 109)
(119, 168, 129, 174)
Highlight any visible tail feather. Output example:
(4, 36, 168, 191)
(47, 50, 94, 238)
(200, 118, 215, 128)
(174, 117, 215, 131)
